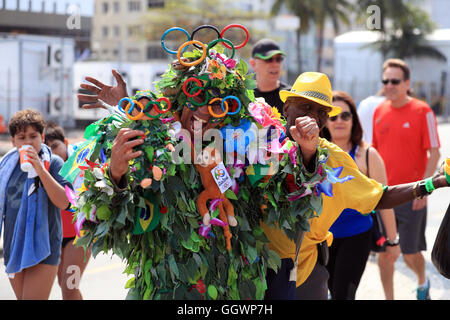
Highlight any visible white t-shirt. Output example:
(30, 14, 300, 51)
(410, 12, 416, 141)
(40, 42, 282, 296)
(357, 95, 386, 145)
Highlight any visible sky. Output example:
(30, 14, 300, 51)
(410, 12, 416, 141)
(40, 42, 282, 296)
(3, 0, 94, 16)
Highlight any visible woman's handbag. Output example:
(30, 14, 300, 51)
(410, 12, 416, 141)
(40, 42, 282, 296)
(431, 203, 450, 279)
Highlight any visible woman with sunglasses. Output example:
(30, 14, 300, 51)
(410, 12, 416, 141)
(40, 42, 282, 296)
(321, 91, 400, 300)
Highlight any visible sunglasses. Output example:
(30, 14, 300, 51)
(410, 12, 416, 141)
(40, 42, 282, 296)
(263, 56, 284, 63)
(382, 78, 402, 85)
(329, 111, 352, 122)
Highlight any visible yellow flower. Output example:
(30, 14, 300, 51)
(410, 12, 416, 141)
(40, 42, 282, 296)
(271, 107, 281, 120)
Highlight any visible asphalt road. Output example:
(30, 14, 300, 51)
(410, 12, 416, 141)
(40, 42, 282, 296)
(0, 123, 449, 300)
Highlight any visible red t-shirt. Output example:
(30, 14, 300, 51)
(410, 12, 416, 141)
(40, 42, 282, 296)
(61, 209, 77, 238)
(372, 98, 440, 185)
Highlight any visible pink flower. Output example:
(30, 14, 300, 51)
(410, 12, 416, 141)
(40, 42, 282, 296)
(249, 99, 286, 135)
(215, 52, 237, 69)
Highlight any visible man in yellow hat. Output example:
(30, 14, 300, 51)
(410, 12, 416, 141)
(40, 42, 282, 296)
(262, 71, 450, 300)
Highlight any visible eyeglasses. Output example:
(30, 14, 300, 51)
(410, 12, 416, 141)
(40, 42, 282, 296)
(263, 56, 284, 63)
(329, 111, 352, 122)
(381, 78, 402, 85)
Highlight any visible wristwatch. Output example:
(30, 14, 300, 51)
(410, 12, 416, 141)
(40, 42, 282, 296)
(386, 236, 400, 247)
(417, 180, 432, 198)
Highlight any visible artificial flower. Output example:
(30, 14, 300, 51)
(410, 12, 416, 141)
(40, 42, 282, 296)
(214, 52, 237, 69)
(207, 59, 227, 80)
(248, 98, 286, 135)
(315, 166, 354, 197)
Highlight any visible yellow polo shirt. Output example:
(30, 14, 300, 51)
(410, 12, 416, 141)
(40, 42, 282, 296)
(261, 138, 384, 286)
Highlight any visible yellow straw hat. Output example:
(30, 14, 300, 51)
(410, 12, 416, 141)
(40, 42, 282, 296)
(280, 72, 342, 117)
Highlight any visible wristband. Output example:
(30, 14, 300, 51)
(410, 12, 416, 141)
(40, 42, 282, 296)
(424, 177, 436, 193)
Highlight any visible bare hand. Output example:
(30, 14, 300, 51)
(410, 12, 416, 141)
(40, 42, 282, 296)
(432, 161, 450, 188)
(110, 128, 145, 184)
(412, 196, 427, 211)
(78, 69, 128, 109)
(289, 116, 319, 163)
(26, 147, 45, 175)
(384, 245, 400, 263)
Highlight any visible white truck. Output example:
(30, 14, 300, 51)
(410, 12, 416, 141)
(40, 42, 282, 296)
(0, 33, 74, 126)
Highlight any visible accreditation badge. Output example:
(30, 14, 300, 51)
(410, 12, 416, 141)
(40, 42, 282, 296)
(211, 162, 233, 194)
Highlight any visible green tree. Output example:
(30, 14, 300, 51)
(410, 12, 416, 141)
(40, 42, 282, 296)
(271, 0, 315, 74)
(141, 0, 268, 60)
(312, 0, 353, 71)
(356, 0, 446, 62)
(271, 0, 353, 73)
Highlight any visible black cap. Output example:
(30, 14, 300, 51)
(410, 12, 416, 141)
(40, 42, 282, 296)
(251, 38, 286, 59)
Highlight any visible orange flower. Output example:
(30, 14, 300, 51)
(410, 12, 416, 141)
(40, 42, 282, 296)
(207, 59, 226, 80)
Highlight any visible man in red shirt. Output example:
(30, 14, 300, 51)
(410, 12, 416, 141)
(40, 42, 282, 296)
(372, 59, 441, 300)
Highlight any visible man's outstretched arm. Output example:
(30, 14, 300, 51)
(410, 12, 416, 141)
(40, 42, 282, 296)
(376, 163, 449, 210)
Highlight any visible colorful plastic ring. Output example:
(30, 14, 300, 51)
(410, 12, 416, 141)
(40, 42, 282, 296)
(177, 40, 207, 67)
(207, 38, 235, 59)
(144, 111, 162, 119)
(156, 97, 171, 113)
(189, 89, 210, 107)
(191, 25, 221, 49)
(143, 100, 160, 113)
(125, 100, 145, 120)
(208, 98, 228, 118)
(182, 77, 203, 98)
(118, 97, 133, 114)
(161, 27, 191, 55)
(222, 96, 241, 115)
(220, 24, 249, 49)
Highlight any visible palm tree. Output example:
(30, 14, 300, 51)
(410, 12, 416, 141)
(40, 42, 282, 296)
(271, 0, 315, 74)
(312, 0, 353, 71)
(356, 0, 446, 62)
(271, 0, 353, 73)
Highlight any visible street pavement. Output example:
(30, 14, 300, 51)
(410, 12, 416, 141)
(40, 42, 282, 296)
(0, 123, 449, 300)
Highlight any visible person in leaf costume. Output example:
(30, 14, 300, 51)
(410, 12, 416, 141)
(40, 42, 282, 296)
(71, 25, 339, 300)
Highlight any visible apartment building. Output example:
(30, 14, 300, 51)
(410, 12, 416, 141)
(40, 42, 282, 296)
(92, 0, 165, 62)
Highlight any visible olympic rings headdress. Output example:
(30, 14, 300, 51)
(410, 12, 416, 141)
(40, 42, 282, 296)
(157, 24, 255, 123)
